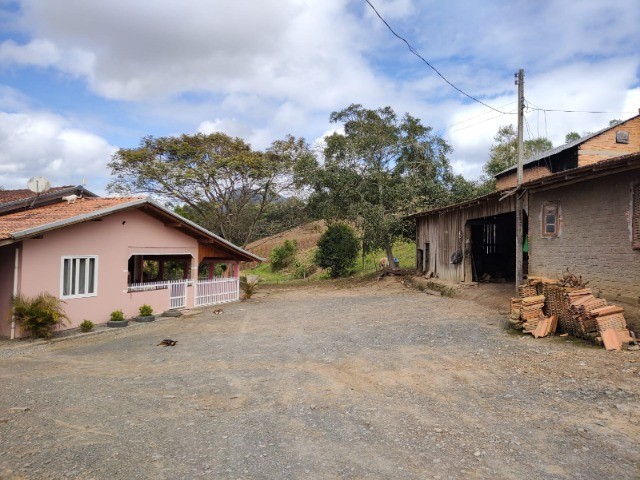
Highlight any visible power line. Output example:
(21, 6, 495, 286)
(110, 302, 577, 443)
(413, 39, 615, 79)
(447, 109, 516, 135)
(440, 101, 516, 132)
(364, 0, 512, 115)
(525, 102, 636, 115)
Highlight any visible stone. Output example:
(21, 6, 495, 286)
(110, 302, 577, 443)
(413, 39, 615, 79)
(10, 407, 29, 413)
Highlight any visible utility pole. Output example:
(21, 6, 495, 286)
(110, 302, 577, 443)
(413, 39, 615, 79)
(515, 69, 524, 293)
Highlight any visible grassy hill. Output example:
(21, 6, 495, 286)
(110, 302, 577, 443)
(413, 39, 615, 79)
(243, 220, 416, 283)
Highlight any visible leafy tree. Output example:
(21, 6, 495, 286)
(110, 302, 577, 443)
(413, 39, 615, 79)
(108, 133, 313, 247)
(565, 132, 581, 143)
(299, 104, 470, 265)
(315, 223, 360, 278)
(483, 125, 553, 178)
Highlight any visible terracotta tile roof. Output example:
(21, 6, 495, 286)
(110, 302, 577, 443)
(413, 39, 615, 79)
(0, 197, 143, 239)
(0, 186, 73, 204)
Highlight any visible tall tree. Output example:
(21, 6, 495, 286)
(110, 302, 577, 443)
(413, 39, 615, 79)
(299, 104, 470, 265)
(108, 132, 312, 247)
(483, 125, 553, 178)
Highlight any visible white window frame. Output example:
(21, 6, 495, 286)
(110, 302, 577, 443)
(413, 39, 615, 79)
(60, 256, 98, 299)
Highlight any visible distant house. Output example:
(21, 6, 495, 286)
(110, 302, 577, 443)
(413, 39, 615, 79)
(0, 188, 263, 339)
(413, 114, 640, 307)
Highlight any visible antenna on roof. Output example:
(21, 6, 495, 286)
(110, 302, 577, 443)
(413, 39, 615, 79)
(27, 176, 51, 208)
(27, 176, 51, 194)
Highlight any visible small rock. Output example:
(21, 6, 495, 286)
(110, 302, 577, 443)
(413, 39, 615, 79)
(434, 428, 442, 433)
(474, 450, 482, 457)
(162, 395, 176, 399)
(10, 407, 29, 413)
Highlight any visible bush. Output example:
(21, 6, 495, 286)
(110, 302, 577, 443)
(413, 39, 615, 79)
(80, 320, 95, 332)
(12, 293, 70, 339)
(240, 275, 260, 299)
(292, 258, 317, 279)
(315, 223, 360, 278)
(110, 309, 125, 322)
(270, 240, 298, 271)
(138, 304, 153, 316)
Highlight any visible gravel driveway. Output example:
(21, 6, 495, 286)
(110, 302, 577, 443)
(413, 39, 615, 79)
(0, 278, 639, 479)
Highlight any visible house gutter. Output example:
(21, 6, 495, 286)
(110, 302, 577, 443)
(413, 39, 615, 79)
(10, 245, 19, 340)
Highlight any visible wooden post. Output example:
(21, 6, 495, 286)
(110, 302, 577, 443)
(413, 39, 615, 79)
(515, 69, 524, 293)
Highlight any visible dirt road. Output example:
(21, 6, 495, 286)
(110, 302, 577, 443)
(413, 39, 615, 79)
(0, 278, 638, 479)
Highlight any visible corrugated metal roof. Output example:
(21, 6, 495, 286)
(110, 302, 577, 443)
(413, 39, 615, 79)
(495, 114, 639, 177)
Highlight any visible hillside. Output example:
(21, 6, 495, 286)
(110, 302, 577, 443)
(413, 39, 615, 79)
(246, 220, 327, 260)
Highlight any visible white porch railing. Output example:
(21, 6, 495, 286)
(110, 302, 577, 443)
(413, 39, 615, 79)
(127, 278, 238, 309)
(195, 277, 240, 307)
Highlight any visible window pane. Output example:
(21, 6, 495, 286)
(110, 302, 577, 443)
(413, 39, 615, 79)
(63, 259, 70, 296)
(546, 224, 555, 234)
(88, 258, 95, 293)
(71, 260, 77, 295)
(545, 214, 555, 224)
(78, 258, 86, 294)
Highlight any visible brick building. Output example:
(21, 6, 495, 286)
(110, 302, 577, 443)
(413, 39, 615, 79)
(495, 113, 640, 190)
(413, 115, 640, 307)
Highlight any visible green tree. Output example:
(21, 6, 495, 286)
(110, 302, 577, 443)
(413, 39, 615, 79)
(565, 132, 581, 143)
(315, 223, 360, 278)
(483, 125, 553, 178)
(108, 133, 313, 247)
(270, 240, 298, 271)
(299, 104, 470, 265)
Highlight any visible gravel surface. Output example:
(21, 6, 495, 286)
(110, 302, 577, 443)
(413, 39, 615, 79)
(0, 278, 639, 479)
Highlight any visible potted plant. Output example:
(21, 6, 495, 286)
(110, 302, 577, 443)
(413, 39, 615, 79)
(135, 304, 155, 322)
(106, 309, 128, 328)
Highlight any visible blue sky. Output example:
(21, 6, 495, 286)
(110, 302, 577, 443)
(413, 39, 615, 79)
(1, 0, 639, 194)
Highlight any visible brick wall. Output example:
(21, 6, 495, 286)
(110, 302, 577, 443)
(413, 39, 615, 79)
(496, 165, 551, 191)
(578, 116, 640, 166)
(528, 171, 640, 304)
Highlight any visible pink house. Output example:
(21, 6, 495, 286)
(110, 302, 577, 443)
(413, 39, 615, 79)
(0, 188, 263, 339)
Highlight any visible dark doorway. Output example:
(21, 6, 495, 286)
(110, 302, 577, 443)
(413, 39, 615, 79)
(468, 212, 516, 282)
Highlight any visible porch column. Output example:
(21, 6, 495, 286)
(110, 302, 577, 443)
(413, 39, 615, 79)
(208, 261, 216, 280)
(231, 261, 239, 278)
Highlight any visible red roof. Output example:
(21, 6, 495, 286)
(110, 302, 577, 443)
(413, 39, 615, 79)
(0, 186, 73, 204)
(0, 197, 142, 239)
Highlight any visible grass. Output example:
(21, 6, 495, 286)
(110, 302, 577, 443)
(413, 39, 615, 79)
(243, 240, 416, 285)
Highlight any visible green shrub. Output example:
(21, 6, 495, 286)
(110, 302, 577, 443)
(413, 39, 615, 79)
(270, 240, 298, 271)
(315, 223, 360, 278)
(292, 258, 317, 279)
(240, 275, 260, 299)
(109, 309, 125, 322)
(80, 320, 95, 332)
(12, 293, 70, 339)
(138, 304, 153, 316)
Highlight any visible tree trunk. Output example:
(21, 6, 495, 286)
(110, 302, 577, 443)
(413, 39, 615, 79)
(385, 245, 396, 270)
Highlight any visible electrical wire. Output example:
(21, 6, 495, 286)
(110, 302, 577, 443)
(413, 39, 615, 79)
(364, 0, 512, 115)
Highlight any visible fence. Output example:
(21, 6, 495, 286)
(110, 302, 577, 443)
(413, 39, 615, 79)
(195, 277, 240, 307)
(127, 277, 239, 309)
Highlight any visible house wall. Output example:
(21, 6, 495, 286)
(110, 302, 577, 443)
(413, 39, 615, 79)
(528, 171, 640, 304)
(495, 165, 551, 191)
(578, 116, 640, 166)
(0, 244, 19, 338)
(416, 194, 517, 282)
(15, 209, 198, 335)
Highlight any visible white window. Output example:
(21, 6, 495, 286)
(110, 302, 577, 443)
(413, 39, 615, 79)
(61, 256, 98, 298)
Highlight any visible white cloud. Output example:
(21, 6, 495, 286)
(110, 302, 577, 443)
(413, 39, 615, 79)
(0, 0, 638, 190)
(0, 110, 116, 192)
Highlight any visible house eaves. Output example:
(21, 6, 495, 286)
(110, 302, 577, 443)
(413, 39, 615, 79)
(411, 151, 640, 219)
(0, 197, 265, 262)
